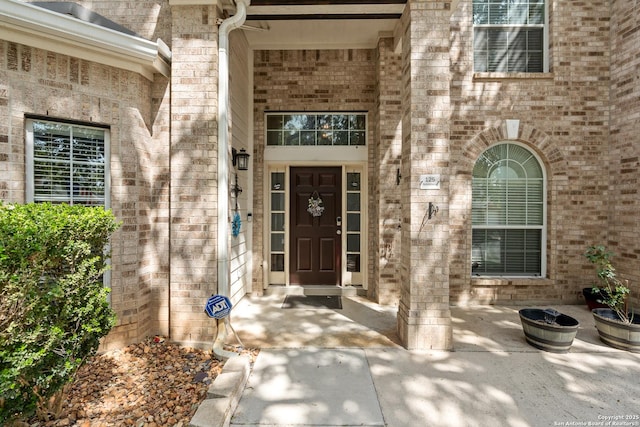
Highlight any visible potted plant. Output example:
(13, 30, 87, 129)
(584, 245, 640, 352)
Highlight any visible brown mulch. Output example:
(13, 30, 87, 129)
(23, 338, 259, 427)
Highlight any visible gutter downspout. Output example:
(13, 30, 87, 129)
(214, 0, 249, 360)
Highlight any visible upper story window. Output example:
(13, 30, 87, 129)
(471, 143, 545, 277)
(473, 0, 546, 73)
(26, 119, 110, 207)
(266, 113, 366, 146)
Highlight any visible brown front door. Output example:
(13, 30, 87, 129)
(290, 167, 342, 285)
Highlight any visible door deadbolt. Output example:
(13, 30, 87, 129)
(336, 216, 342, 226)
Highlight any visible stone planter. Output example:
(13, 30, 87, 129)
(592, 308, 640, 352)
(519, 308, 580, 353)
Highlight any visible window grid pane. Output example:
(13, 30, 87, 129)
(271, 254, 285, 272)
(347, 254, 360, 273)
(267, 130, 283, 146)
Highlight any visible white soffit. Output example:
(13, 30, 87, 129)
(244, 18, 400, 50)
(247, 4, 405, 16)
(244, 3, 404, 49)
(0, 0, 170, 80)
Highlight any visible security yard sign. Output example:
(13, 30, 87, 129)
(205, 294, 232, 319)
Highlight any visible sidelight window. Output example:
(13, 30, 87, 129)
(270, 172, 286, 273)
(346, 172, 361, 273)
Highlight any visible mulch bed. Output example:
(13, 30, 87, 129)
(20, 338, 258, 427)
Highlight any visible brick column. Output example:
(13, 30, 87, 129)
(169, 2, 220, 347)
(397, 0, 453, 350)
(372, 36, 403, 305)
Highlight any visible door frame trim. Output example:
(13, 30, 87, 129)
(263, 160, 367, 290)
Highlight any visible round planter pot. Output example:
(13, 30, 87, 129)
(519, 308, 580, 353)
(592, 308, 640, 353)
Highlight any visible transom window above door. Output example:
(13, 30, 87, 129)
(266, 113, 366, 146)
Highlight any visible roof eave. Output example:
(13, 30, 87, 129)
(0, 0, 171, 81)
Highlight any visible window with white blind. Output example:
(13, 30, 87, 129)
(471, 143, 545, 276)
(26, 119, 109, 207)
(473, 0, 546, 73)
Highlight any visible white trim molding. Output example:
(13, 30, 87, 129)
(0, 0, 171, 80)
(264, 146, 368, 163)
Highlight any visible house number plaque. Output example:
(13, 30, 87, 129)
(419, 174, 441, 190)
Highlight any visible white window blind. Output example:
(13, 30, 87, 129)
(472, 143, 545, 276)
(473, 0, 545, 72)
(26, 119, 109, 207)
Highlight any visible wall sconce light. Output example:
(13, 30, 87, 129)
(232, 147, 250, 171)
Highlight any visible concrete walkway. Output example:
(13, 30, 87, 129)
(207, 296, 640, 427)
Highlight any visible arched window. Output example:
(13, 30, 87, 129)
(472, 143, 545, 276)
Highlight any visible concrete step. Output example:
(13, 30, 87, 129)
(264, 285, 366, 297)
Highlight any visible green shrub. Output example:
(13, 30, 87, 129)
(0, 202, 120, 422)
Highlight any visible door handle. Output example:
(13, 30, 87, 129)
(336, 216, 342, 226)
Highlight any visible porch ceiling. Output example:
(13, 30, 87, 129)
(240, 0, 406, 50)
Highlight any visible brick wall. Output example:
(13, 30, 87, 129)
(168, 4, 220, 347)
(146, 70, 171, 340)
(0, 40, 169, 350)
(448, 0, 612, 305)
(609, 0, 640, 306)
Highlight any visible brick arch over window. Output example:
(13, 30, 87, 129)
(450, 122, 568, 305)
(456, 123, 567, 177)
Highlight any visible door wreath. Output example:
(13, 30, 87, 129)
(307, 191, 325, 217)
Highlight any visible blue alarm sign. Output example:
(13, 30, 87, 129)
(204, 295, 232, 319)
